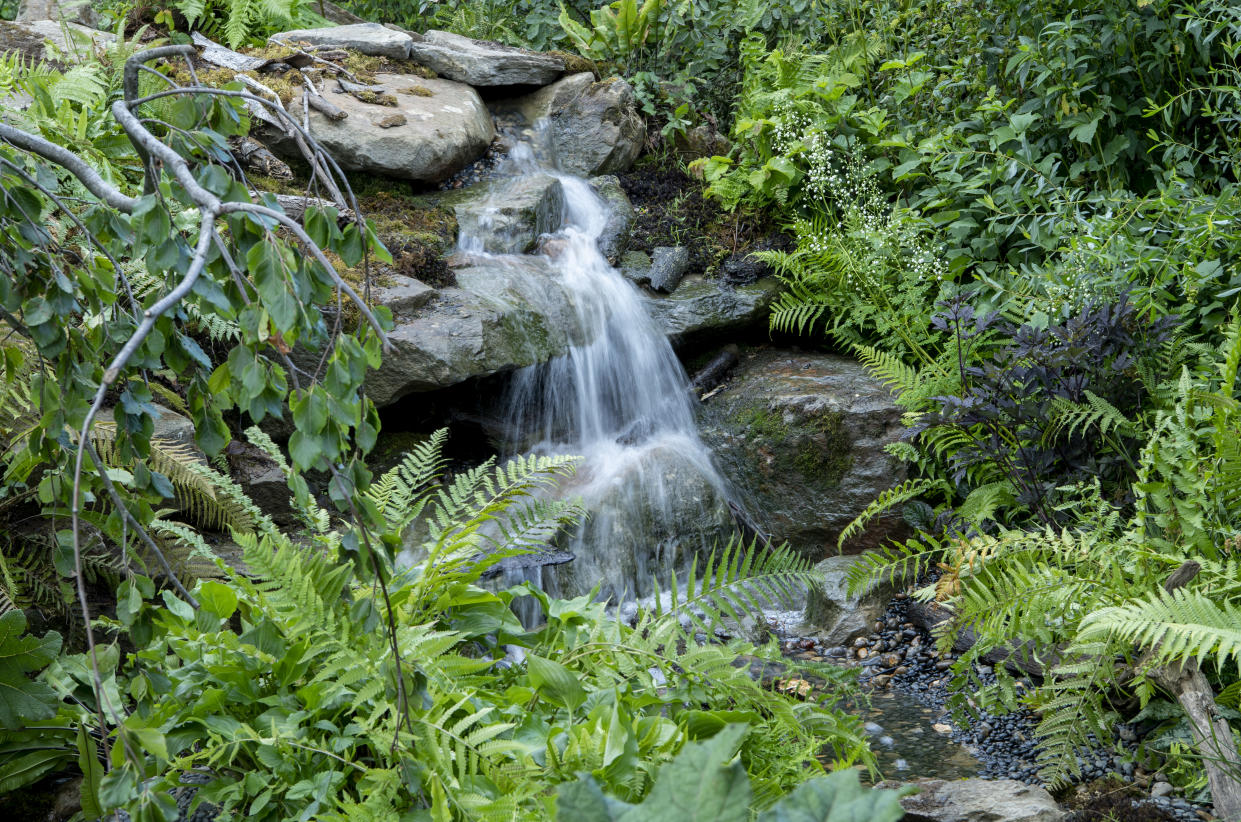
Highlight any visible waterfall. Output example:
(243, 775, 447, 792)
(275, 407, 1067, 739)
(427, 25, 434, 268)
(462, 136, 736, 603)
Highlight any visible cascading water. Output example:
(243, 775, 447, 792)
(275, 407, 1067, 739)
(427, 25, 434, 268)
(461, 133, 736, 603)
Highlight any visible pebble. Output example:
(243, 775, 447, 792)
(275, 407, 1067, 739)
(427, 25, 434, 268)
(1151, 781, 1175, 798)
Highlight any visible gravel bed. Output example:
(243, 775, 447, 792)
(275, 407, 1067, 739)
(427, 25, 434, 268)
(775, 595, 1214, 822)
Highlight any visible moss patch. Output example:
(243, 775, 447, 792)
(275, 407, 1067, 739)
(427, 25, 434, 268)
(357, 190, 458, 288)
(731, 403, 851, 488)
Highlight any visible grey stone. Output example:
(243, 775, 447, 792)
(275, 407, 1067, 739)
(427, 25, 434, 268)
(803, 555, 905, 646)
(224, 440, 294, 526)
(453, 174, 565, 254)
(646, 277, 782, 346)
(619, 250, 652, 285)
(17, 0, 99, 26)
(370, 275, 434, 318)
(589, 175, 633, 264)
(648, 246, 689, 293)
(696, 349, 908, 559)
(409, 29, 564, 86)
(364, 255, 583, 406)
(884, 778, 1064, 822)
(548, 77, 646, 175)
(495, 71, 595, 125)
(270, 23, 413, 60)
(1150, 782, 1174, 799)
(267, 73, 493, 183)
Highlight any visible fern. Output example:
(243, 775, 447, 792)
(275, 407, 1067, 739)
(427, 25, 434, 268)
(1080, 589, 1241, 673)
(836, 477, 947, 551)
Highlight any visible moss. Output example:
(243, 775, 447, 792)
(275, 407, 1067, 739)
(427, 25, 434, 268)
(548, 50, 598, 75)
(790, 411, 851, 486)
(397, 84, 434, 97)
(733, 405, 789, 440)
(355, 191, 459, 288)
(352, 89, 398, 106)
(732, 403, 851, 487)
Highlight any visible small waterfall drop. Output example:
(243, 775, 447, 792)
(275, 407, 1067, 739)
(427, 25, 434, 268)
(463, 134, 735, 603)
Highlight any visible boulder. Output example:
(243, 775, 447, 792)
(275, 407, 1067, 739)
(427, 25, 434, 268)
(589, 175, 633, 264)
(270, 73, 493, 183)
(495, 71, 595, 125)
(364, 255, 583, 406)
(884, 779, 1064, 822)
(547, 77, 646, 175)
(696, 349, 908, 560)
(224, 440, 295, 526)
(803, 554, 904, 645)
(454, 174, 565, 254)
(646, 277, 782, 346)
(270, 23, 414, 60)
(408, 29, 564, 86)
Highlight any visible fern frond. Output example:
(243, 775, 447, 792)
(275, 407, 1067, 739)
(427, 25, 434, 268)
(837, 477, 946, 551)
(1080, 589, 1241, 673)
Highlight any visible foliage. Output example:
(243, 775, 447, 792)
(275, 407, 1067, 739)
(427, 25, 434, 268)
(160, 0, 322, 48)
(0, 432, 871, 819)
(848, 313, 1241, 786)
(556, 724, 910, 821)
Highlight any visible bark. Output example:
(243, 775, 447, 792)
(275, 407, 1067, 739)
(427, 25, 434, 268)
(1151, 562, 1241, 822)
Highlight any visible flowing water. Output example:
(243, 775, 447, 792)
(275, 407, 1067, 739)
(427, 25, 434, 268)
(459, 136, 734, 603)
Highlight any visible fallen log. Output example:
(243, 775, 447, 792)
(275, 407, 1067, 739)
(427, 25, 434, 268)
(690, 344, 739, 398)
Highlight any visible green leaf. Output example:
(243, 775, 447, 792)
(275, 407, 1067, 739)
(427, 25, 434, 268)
(527, 654, 588, 712)
(0, 611, 61, 729)
(615, 725, 752, 822)
(77, 722, 105, 820)
(757, 768, 909, 822)
(557, 776, 628, 821)
(198, 580, 239, 620)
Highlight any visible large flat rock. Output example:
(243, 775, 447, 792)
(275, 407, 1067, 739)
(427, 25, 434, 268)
(884, 778, 1064, 822)
(270, 23, 413, 59)
(646, 277, 782, 345)
(275, 73, 494, 183)
(409, 29, 564, 86)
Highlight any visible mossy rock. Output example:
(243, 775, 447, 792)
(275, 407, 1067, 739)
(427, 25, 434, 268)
(697, 348, 908, 561)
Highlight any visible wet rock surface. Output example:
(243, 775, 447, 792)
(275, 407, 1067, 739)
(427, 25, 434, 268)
(646, 277, 782, 344)
(364, 255, 583, 406)
(803, 554, 905, 646)
(452, 173, 566, 254)
(697, 349, 908, 560)
(589, 175, 634, 264)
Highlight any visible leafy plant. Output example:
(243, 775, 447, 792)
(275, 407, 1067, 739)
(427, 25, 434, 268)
(556, 724, 909, 821)
(1, 432, 872, 819)
(162, 0, 322, 48)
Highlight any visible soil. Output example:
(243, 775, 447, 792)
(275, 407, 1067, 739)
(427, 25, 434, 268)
(617, 156, 791, 279)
